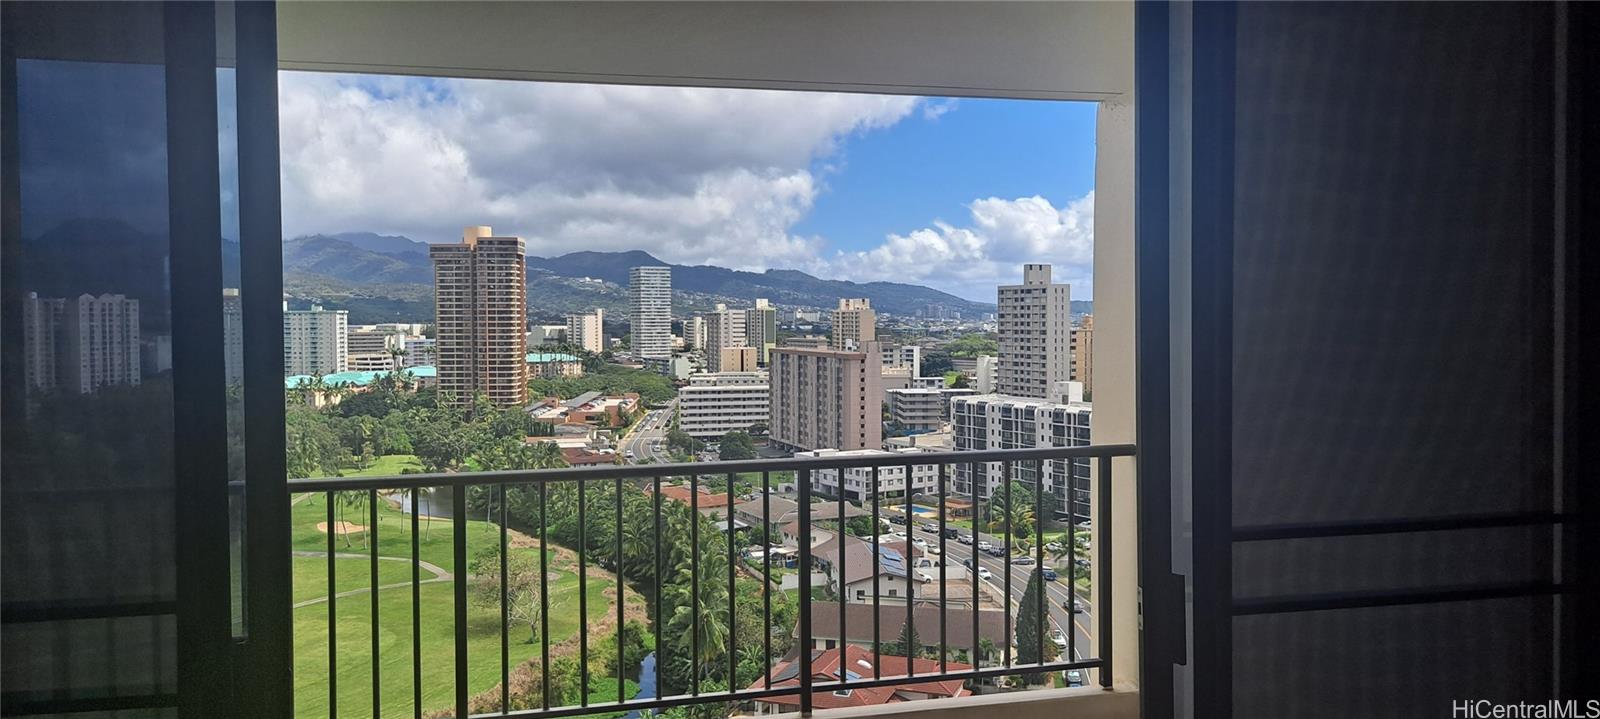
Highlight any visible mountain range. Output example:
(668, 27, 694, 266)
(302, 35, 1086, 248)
(284, 232, 1015, 323)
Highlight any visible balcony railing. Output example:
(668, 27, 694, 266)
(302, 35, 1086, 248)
(285, 444, 1133, 718)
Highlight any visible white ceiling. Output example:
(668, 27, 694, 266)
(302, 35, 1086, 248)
(277, 1, 1132, 100)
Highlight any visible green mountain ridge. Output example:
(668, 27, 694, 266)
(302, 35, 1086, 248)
(283, 233, 1013, 322)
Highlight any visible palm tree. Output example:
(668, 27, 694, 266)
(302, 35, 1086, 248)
(388, 346, 408, 372)
(987, 481, 1038, 539)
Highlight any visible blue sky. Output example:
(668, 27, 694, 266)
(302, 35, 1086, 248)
(277, 73, 1098, 301)
(795, 98, 1097, 256)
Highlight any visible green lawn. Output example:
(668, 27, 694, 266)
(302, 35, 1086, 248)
(343, 454, 425, 477)
(289, 488, 629, 718)
(292, 555, 418, 604)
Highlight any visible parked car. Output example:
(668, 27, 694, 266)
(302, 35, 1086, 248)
(1045, 541, 1063, 553)
(1041, 567, 1057, 581)
(1064, 670, 1086, 687)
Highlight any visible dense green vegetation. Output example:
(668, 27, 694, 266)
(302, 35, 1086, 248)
(529, 363, 677, 405)
(716, 431, 758, 460)
(945, 333, 999, 358)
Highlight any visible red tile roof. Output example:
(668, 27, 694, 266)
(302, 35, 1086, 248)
(646, 484, 738, 511)
(747, 645, 970, 710)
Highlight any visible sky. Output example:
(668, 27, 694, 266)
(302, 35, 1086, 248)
(278, 72, 1098, 302)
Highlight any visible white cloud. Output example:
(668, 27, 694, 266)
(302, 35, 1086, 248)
(278, 73, 1093, 302)
(823, 191, 1095, 301)
(277, 73, 915, 272)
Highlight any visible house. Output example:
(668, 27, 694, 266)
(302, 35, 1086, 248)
(734, 496, 869, 538)
(645, 483, 739, 518)
(746, 645, 971, 714)
(801, 602, 1008, 661)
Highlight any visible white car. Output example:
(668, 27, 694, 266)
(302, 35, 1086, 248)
(977, 567, 993, 580)
(977, 540, 993, 552)
(1051, 629, 1068, 649)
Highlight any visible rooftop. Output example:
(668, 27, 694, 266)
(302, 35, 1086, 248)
(749, 645, 970, 710)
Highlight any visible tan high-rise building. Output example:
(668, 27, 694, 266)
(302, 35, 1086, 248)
(704, 303, 747, 372)
(430, 225, 528, 407)
(769, 345, 882, 452)
(565, 308, 605, 353)
(718, 346, 759, 373)
(1071, 314, 1093, 397)
(829, 298, 876, 351)
(996, 264, 1072, 398)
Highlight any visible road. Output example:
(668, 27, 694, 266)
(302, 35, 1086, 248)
(619, 402, 677, 464)
(893, 512, 1098, 671)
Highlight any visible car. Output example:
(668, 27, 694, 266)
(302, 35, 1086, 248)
(1064, 670, 1086, 688)
(1012, 556, 1035, 566)
(963, 557, 975, 569)
(1051, 629, 1068, 650)
(919, 522, 939, 533)
(1063, 598, 1087, 614)
(911, 538, 928, 550)
(956, 533, 973, 545)
(987, 546, 1006, 558)
(625, 450, 636, 459)
(888, 515, 906, 525)
(942, 528, 961, 539)
(1041, 567, 1057, 581)
(1045, 541, 1063, 553)
(977, 567, 992, 580)
(976, 540, 993, 551)
(889, 531, 909, 542)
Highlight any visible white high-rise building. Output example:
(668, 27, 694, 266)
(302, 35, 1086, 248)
(687, 316, 707, 354)
(829, 298, 875, 351)
(996, 264, 1072, 398)
(565, 308, 605, 353)
(629, 266, 672, 360)
(678, 371, 770, 439)
(23, 292, 142, 394)
(974, 355, 998, 394)
(951, 387, 1091, 520)
(746, 299, 778, 365)
(283, 303, 348, 376)
(704, 303, 748, 372)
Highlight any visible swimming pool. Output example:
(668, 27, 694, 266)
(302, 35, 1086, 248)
(885, 504, 940, 518)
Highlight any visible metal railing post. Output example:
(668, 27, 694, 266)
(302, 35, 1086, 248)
(453, 485, 469, 718)
(1097, 456, 1113, 689)
(797, 467, 813, 717)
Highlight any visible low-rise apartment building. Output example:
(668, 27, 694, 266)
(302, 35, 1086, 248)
(886, 388, 944, 432)
(678, 371, 769, 439)
(796, 447, 940, 501)
(951, 387, 1092, 520)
